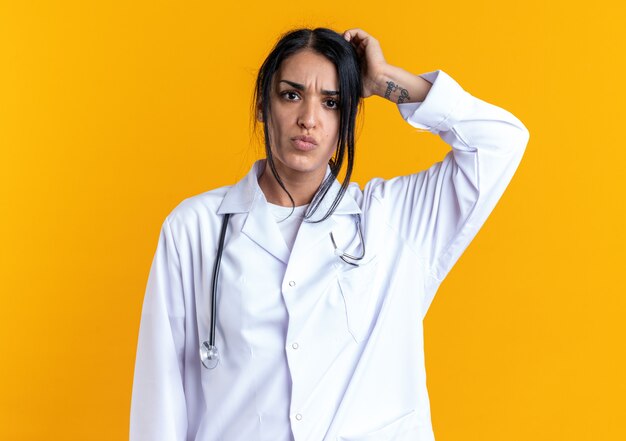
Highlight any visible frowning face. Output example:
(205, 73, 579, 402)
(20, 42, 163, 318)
(266, 49, 341, 183)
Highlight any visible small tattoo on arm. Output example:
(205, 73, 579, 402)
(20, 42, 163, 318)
(384, 81, 395, 99)
(397, 88, 410, 104)
(384, 81, 411, 104)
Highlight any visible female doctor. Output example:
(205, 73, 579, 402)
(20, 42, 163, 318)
(130, 27, 529, 441)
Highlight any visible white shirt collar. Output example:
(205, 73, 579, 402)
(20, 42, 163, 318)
(217, 159, 361, 220)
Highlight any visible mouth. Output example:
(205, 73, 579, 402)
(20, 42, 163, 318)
(291, 136, 318, 151)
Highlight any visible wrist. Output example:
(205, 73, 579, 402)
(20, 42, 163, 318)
(372, 64, 399, 98)
(374, 64, 432, 104)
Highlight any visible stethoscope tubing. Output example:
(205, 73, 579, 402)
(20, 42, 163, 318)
(209, 213, 231, 347)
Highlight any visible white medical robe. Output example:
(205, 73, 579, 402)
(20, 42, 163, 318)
(130, 69, 530, 441)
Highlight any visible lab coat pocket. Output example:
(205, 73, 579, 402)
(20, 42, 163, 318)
(337, 409, 419, 441)
(337, 257, 379, 343)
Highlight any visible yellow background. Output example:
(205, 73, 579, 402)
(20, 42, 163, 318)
(1, 0, 624, 439)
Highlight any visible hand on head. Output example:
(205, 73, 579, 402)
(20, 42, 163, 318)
(342, 28, 388, 98)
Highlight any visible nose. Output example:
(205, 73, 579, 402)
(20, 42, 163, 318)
(297, 100, 317, 130)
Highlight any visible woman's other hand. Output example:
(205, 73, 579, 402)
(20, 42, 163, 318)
(343, 28, 387, 99)
(343, 28, 432, 104)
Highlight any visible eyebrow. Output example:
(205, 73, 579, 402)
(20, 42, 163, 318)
(278, 79, 340, 96)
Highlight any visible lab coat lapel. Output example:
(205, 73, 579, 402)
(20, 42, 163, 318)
(290, 215, 336, 261)
(241, 196, 291, 264)
(290, 177, 362, 261)
(217, 162, 364, 265)
(217, 160, 290, 264)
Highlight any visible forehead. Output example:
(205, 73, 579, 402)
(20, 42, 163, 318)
(275, 49, 338, 88)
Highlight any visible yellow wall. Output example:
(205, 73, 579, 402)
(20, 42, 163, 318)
(1, 1, 624, 439)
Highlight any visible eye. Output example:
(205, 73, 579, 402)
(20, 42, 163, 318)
(280, 91, 300, 101)
(324, 98, 340, 110)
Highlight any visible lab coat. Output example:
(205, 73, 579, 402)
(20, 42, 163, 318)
(130, 69, 529, 441)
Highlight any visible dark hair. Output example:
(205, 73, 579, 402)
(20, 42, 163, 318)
(252, 27, 362, 222)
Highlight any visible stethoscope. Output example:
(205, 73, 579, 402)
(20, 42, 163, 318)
(199, 212, 365, 369)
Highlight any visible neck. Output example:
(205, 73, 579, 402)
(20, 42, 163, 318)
(258, 162, 326, 207)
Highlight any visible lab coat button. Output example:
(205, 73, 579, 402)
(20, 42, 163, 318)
(289, 280, 296, 287)
(291, 342, 299, 350)
(295, 413, 303, 421)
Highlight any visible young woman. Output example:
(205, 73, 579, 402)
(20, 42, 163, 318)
(130, 27, 529, 441)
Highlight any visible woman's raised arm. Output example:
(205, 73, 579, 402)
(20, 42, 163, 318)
(346, 29, 530, 315)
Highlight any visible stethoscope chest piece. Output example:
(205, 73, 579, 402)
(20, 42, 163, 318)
(199, 341, 219, 369)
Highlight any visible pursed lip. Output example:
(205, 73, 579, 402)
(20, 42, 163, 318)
(290, 135, 318, 150)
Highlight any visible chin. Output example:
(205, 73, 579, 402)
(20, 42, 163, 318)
(274, 153, 329, 177)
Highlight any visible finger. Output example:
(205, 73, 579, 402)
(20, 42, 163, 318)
(343, 28, 371, 42)
(343, 29, 369, 48)
(344, 29, 380, 56)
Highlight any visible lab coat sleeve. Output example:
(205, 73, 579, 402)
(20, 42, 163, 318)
(368, 69, 529, 314)
(130, 217, 188, 440)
